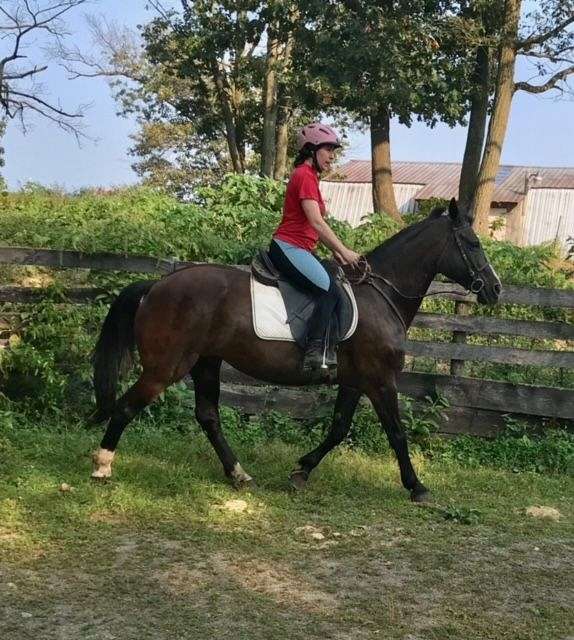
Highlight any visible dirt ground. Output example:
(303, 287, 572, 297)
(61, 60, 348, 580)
(1, 517, 572, 640)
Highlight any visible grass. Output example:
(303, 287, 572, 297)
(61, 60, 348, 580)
(1, 415, 572, 640)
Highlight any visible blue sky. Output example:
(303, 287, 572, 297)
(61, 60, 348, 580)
(2, 0, 574, 190)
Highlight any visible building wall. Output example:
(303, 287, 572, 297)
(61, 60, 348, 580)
(521, 188, 574, 249)
(320, 181, 423, 227)
(502, 202, 524, 245)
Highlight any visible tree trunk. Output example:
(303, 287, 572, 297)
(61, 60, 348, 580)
(272, 12, 296, 180)
(211, 58, 244, 173)
(0, 119, 5, 174)
(261, 32, 279, 177)
(370, 107, 402, 223)
(458, 46, 490, 213)
(471, 0, 521, 235)
(274, 85, 291, 180)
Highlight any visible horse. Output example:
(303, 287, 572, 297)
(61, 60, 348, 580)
(90, 198, 501, 502)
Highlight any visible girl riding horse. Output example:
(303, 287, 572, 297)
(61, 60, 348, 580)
(269, 123, 361, 372)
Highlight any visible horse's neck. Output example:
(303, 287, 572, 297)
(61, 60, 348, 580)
(367, 218, 448, 328)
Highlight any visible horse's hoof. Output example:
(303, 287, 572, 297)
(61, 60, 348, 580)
(289, 469, 309, 491)
(410, 487, 432, 503)
(90, 472, 111, 482)
(232, 476, 257, 491)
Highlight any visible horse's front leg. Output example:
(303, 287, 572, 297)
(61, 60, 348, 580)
(365, 383, 430, 502)
(290, 385, 362, 489)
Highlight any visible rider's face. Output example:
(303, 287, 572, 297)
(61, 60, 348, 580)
(316, 145, 337, 173)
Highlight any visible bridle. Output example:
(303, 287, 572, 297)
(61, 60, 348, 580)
(452, 224, 489, 295)
(346, 222, 490, 332)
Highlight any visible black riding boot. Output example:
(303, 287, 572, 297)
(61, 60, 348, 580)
(302, 281, 340, 372)
(302, 336, 337, 372)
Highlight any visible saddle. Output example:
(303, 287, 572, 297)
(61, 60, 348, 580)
(250, 249, 358, 349)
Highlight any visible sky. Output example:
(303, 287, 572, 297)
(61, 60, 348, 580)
(2, 0, 574, 191)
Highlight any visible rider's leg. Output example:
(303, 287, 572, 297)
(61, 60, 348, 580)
(269, 240, 339, 369)
(303, 277, 340, 369)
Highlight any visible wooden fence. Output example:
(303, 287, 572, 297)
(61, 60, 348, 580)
(1, 246, 573, 436)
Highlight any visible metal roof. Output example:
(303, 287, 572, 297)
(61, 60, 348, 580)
(325, 160, 574, 204)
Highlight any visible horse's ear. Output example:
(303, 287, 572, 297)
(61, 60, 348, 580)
(448, 198, 460, 222)
(429, 206, 446, 219)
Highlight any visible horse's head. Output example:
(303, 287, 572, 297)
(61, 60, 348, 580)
(435, 199, 501, 304)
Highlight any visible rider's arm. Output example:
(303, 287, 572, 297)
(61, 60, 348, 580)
(302, 199, 360, 265)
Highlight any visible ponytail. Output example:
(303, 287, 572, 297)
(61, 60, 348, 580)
(294, 143, 315, 167)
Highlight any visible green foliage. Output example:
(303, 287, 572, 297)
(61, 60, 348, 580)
(433, 418, 574, 475)
(1, 179, 570, 289)
(299, 2, 476, 127)
(0, 177, 284, 265)
(482, 238, 572, 289)
(0, 300, 104, 412)
(439, 504, 482, 525)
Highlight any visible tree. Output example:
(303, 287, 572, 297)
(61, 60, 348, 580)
(260, 3, 299, 178)
(468, 0, 574, 234)
(0, 0, 88, 137)
(144, 1, 269, 175)
(457, 2, 504, 212)
(0, 119, 6, 189)
(62, 2, 320, 192)
(297, 1, 475, 222)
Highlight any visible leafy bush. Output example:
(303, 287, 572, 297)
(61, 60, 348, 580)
(2, 177, 571, 288)
(433, 419, 574, 475)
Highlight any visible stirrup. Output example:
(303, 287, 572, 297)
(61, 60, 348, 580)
(302, 340, 336, 371)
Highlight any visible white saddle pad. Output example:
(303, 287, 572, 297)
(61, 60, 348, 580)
(250, 276, 358, 342)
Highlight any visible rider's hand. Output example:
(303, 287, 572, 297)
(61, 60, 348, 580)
(333, 250, 345, 264)
(336, 248, 361, 267)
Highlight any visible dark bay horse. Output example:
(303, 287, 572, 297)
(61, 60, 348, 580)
(90, 199, 501, 501)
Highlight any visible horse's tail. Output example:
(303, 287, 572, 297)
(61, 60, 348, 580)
(91, 280, 156, 423)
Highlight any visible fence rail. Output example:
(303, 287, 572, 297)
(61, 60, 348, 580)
(1, 246, 572, 433)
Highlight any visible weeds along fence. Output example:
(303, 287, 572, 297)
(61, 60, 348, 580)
(0, 246, 572, 437)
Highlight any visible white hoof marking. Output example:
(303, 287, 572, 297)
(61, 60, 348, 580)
(232, 463, 252, 483)
(91, 448, 115, 478)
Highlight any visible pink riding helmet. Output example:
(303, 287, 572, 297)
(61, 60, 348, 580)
(297, 123, 341, 151)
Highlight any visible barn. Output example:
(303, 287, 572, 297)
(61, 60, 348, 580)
(321, 160, 574, 250)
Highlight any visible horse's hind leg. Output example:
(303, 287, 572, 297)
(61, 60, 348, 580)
(290, 385, 362, 489)
(92, 372, 169, 479)
(191, 357, 254, 489)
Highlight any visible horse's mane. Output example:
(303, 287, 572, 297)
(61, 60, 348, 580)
(365, 208, 447, 263)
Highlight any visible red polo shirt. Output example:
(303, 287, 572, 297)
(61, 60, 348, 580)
(273, 163, 326, 251)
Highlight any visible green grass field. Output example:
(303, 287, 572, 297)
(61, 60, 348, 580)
(1, 416, 572, 640)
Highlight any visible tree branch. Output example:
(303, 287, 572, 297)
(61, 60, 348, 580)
(514, 65, 574, 93)
(520, 49, 573, 65)
(518, 15, 574, 51)
(3, 64, 48, 80)
(7, 88, 83, 118)
(55, 15, 146, 83)
(0, 1, 90, 135)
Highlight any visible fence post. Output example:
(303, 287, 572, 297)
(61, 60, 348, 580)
(450, 300, 473, 376)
